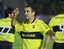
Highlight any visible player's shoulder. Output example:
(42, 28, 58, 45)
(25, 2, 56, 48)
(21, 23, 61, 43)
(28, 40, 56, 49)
(35, 19, 46, 25)
(0, 18, 6, 21)
(50, 14, 59, 20)
(53, 14, 64, 19)
(36, 19, 44, 23)
(19, 21, 25, 25)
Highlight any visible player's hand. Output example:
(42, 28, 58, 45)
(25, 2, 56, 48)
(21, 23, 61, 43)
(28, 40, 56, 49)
(13, 8, 19, 17)
(51, 36, 56, 40)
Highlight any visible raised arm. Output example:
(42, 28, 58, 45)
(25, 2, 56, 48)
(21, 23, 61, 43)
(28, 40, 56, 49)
(11, 8, 19, 27)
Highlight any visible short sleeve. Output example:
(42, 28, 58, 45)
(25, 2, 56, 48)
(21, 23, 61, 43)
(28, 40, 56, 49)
(48, 17, 55, 28)
(40, 21, 51, 36)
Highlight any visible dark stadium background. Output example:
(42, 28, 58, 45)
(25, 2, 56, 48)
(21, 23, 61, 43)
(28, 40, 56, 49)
(0, 0, 64, 49)
(0, 0, 64, 23)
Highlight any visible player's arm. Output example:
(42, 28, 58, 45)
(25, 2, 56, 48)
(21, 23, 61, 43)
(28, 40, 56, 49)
(43, 29, 55, 49)
(11, 8, 19, 27)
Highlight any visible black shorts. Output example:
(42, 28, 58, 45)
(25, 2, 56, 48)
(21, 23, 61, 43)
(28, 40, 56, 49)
(0, 41, 12, 49)
(53, 42, 64, 49)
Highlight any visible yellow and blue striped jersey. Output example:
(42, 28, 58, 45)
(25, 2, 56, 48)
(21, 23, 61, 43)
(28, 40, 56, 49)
(0, 17, 15, 43)
(49, 14, 64, 43)
(15, 19, 50, 49)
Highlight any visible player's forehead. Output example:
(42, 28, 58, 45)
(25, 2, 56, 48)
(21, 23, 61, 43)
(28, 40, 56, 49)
(25, 7, 32, 11)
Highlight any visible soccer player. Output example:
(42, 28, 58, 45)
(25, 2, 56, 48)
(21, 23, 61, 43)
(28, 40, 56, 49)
(48, 2, 64, 49)
(12, 5, 55, 49)
(0, 7, 19, 49)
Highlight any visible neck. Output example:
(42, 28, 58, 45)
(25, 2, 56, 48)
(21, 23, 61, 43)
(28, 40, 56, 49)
(26, 16, 35, 23)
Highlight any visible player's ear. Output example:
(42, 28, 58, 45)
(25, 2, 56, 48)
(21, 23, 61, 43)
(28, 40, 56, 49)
(33, 12, 35, 15)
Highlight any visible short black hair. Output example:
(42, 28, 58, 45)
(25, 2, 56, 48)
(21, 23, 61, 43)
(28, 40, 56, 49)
(25, 5, 35, 12)
(58, 2, 64, 13)
(25, 5, 37, 16)
(5, 7, 15, 18)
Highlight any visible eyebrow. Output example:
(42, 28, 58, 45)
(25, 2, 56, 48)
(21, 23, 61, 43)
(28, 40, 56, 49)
(24, 10, 29, 13)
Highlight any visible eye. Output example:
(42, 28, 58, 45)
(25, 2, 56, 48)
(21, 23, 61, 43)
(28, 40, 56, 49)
(24, 10, 29, 13)
(26, 11, 29, 12)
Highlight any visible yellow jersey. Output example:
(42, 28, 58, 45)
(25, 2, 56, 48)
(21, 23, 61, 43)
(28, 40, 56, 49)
(0, 17, 15, 43)
(15, 19, 50, 49)
(49, 14, 64, 43)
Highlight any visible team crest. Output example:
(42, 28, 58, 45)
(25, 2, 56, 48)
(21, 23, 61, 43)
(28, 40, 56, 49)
(32, 25, 35, 28)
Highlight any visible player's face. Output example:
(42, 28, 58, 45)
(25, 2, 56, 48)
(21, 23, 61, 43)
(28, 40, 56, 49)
(10, 8, 19, 19)
(24, 7, 35, 19)
(9, 12, 14, 19)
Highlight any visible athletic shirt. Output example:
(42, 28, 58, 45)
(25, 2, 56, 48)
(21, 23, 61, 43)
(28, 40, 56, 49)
(49, 14, 64, 43)
(0, 17, 15, 43)
(15, 19, 50, 49)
